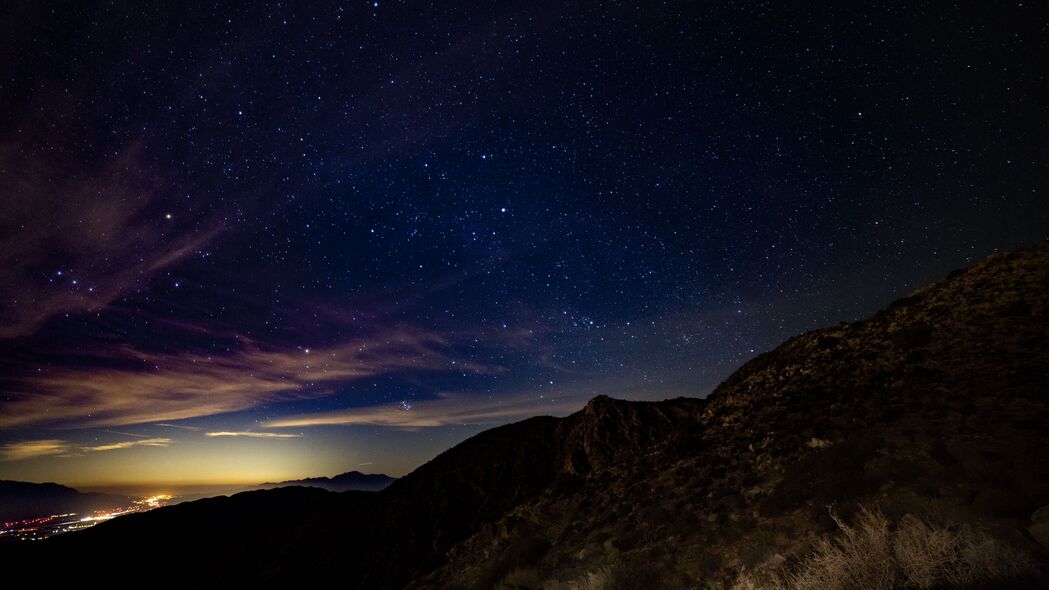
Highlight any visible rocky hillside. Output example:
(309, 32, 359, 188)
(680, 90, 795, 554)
(12, 242, 1049, 588)
(413, 241, 1049, 589)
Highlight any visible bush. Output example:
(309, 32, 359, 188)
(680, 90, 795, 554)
(495, 567, 540, 590)
(604, 553, 690, 590)
(473, 534, 551, 590)
(732, 508, 1038, 590)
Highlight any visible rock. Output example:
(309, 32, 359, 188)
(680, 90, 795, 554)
(1029, 506, 1049, 549)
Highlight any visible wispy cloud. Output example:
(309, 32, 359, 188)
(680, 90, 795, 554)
(81, 438, 173, 452)
(0, 329, 496, 429)
(204, 431, 301, 439)
(1, 437, 172, 460)
(155, 423, 203, 431)
(0, 440, 69, 461)
(0, 142, 221, 339)
(95, 429, 153, 439)
(264, 392, 583, 430)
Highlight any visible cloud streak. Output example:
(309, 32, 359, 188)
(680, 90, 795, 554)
(205, 431, 302, 439)
(155, 423, 203, 431)
(0, 440, 69, 461)
(0, 329, 494, 429)
(81, 438, 173, 452)
(1, 437, 172, 461)
(264, 392, 583, 429)
(0, 142, 221, 339)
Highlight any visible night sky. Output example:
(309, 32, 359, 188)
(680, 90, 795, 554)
(1, 2, 1046, 489)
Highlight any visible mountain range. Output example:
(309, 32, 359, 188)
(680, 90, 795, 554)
(8, 242, 1049, 588)
(256, 470, 395, 492)
(0, 471, 394, 524)
(0, 481, 130, 523)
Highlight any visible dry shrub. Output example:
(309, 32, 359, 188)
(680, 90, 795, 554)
(785, 508, 895, 590)
(893, 515, 955, 587)
(729, 570, 765, 590)
(496, 567, 540, 590)
(731, 507, 1037, 590)
(947, 530, 1035, 586)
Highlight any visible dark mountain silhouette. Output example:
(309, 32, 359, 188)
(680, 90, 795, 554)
(9, 242, 1049, 588)
(257, 470, 395, 492)
(0, 481, 130, 522)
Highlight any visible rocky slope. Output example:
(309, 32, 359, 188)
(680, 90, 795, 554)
(415, 241, 1049, 589)
(11, 242, 1049, 588)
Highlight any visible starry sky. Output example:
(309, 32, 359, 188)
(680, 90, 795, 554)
(1, 1, 1046, 489)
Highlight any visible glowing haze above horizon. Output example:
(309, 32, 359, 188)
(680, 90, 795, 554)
(2, 2, 1046, 491)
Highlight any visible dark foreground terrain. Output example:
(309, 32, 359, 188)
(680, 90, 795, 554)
(10, 243, 1049, 588)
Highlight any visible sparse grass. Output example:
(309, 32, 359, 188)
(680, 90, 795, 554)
(473, 534, 551, 590)
(495, 567, 540, 590)
(732, 507, 1038, 590)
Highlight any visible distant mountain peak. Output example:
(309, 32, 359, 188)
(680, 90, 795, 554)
(257, 470, 395, 492)
(583, 394, 614, 409)
(0, 480, 130, 522)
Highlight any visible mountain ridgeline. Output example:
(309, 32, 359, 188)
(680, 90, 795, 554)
(13, 242, 1049, 588)
(0, 481, 130, 523)
(257, 470, 395, 492)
